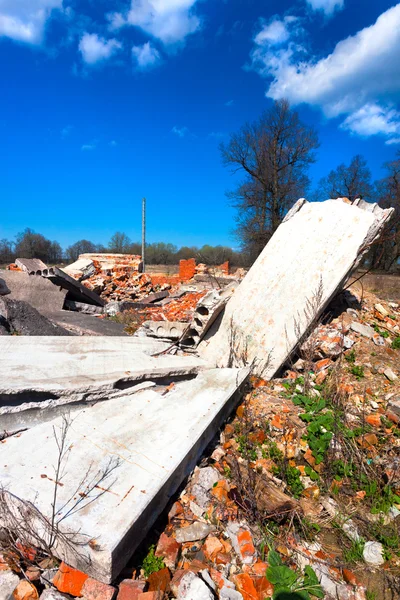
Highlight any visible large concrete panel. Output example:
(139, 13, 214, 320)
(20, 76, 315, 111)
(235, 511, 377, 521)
(0, 368, 248, 582)
(0, 336, 208, 431)
(198, 199, 393, 378)
(1, 271, 67, 312)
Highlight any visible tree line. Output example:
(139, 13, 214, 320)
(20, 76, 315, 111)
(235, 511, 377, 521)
(221, 99, 400, 271)
(0, 229, 247, 267)
(1, 99, 399, 271)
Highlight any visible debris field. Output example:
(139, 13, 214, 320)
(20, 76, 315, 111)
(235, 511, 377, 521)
(0, 198, 399, 600)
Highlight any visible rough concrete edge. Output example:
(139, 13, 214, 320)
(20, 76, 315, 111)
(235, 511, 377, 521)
(109, 367, 250, 582)
(282, 198, 308, 223)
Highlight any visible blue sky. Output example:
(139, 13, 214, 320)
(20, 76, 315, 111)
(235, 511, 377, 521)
(1, 0, 400, 250)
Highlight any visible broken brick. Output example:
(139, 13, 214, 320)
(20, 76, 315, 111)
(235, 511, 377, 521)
(117, 580, 146, 600)
(81, 577, 116, 600)
(236, 529, 256, 564)
(53, 562, 89, 597)
(147, 568, 171, 593)
(233, 573, 258, 600)
(12, 580, 39, 600)
(155, 533, 180, 570)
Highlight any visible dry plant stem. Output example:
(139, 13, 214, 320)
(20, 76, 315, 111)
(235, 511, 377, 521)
(0, 415, 120, 571)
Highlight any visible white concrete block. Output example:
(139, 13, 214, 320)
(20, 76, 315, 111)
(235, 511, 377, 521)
(0, 367, 248, 583)
(198, 199, 393, 378)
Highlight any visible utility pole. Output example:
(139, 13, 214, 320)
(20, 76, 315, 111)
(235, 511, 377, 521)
(142, 197, 146, 273)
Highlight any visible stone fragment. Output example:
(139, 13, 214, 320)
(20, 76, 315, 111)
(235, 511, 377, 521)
(53, 563, 89, 597)
(140, 593, 163, 600)
(39, 591, 70, 600)
(384, 368, 397, 382)
(40, 569, 58, 588)
(0, 571, 20, 600)
(81, 577, 116, 600)
(350, 322, 375, 339)
(375, 304, 388, 317)
(363, 541, 385, 566)
(176, 572, 213, 600)
(175, 522, 215, 543)
(12, 580, 39, 600)
(219, 588, 244, 600)
(117, 580, 146, 600)
(387, 397, 400, 423)
(155, 534, 180, 570)
(191, 467, 221, 509)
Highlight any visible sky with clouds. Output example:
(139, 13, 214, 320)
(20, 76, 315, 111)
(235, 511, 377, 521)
(1, 0, 399, 249)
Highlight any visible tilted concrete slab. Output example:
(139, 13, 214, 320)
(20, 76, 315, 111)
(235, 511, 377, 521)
(199, 199, 394, 378)
(0, 368, 249, 582)
(1, 271, 67, 313)
(0, 336, 208, 431)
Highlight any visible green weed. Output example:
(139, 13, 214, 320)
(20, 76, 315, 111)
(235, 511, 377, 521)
(142, 545, 165, 578)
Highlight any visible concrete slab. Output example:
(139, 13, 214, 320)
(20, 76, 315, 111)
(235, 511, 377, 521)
(0, 367, 249, 582)
(15, 258, 48, 274)
(198, 199, 393, 378)
(0, 298, 74, 337)
(42, 267, 105, 307)
(1, 271, 67, 313)
(44, 310, 127, 336)
(0, 336, 208, 431)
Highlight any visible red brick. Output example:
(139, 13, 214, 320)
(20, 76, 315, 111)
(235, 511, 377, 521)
(53, 563, 89, 597)
(237, 529, 256, 563)
(179, 259, 196, 282)
(81, 577, 116, 600)
(253, 576, 274, 600)
(117, 579, 146, 600)
(13, 581, 38, 600)
(155, 533, 180, 569)
(140, 593, 163, 600)
(233, 573, 258, 600)
(147, 568, 170, 593)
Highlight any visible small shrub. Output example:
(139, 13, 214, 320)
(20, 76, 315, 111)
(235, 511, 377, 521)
(392, 336, 400, 349)
(142, 545, 165, 577)
(350, 365, 364, 379)
(345, 349, 356, 364)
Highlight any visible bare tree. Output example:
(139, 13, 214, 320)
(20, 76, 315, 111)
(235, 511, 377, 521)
(221, 99, 319, 259)
(316, 155, 373, 202)
(372, 153, 400, 271)
(66, 240, 97, 262)
(108, 232, 131, 253)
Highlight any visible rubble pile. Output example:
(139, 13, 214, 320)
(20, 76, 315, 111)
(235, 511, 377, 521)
(1, 199, 399, 600)
(64, 253, 175, 302)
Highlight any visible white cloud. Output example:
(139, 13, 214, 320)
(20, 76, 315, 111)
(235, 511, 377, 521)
(172, 125, 189, 137)
(61, 125, 73, 138)
(225, 99, 234, 107)
(254, 17, 295, 46)
(306, 0, 344, 16)
(0, 0, 62, 44)
(108, 0, 201, 45)
(132, 41, 161, 69)
(250, 4, 400, 142)
(81, 142, 96, 151)
(341, 104, 400, 137)
(109, 140, 117, 147)
(79, 33, 122, 65)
